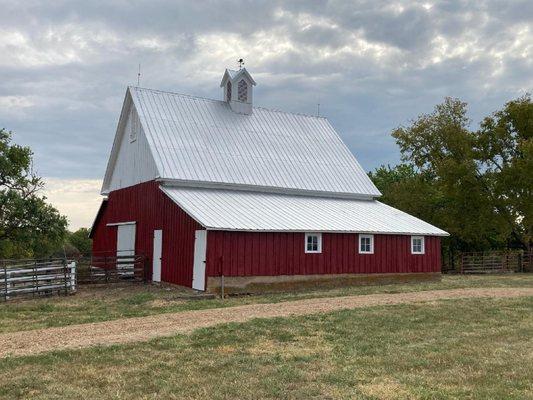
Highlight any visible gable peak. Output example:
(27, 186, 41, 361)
(220, 67, 256, 115)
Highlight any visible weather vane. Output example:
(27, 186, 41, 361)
(237, 58, 244, 69)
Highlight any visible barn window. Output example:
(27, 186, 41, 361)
(226, 81, 232, 101)
(305, 233, 322, 253)
(411, 236, 425, 254)
(238, 79, 248, 102)
(359, 234, 374, 254)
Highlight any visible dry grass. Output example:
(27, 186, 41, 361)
(0, 296, 531, 399)
(0, 274, 532, 334)
(1, 287, 531, 358)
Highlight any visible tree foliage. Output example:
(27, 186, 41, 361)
(370, 96, 532, 251)
(66, 228, 92, 256)
(475, 96, 533, 250)
(0, 129, 68, 258)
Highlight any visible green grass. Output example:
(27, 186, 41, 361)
(0, 296, 531, 399)
(0, 274, 532, 334)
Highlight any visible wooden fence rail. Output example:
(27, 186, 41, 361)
(1, 259, 76, 301)
(460, 251, 532, 274)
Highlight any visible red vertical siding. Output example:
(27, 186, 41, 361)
(92, 181, 442, 287)
(206, 232, 441, 277)
(91, 181, 202, 287)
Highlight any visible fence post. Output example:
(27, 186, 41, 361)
(142, 256, 148, 283)
(451, 247, 455, 271)
(504, 253, 508, 272)
(3, 262, 8, 301)
(69, 261, 77, 292)
(518, 252, 523, 273)
(62, 259, 68, 295)
(219, 256, 225, 299)
(104, 256, 109, 283)
(33, 260, 39, 297)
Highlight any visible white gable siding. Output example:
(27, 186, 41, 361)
(103, 101, 159, 193)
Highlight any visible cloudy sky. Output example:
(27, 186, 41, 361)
(1, 0, 532, 229)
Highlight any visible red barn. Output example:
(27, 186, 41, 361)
(91, 68, 448, 293)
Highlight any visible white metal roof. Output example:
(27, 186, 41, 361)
(130, 87, 381, 198)
(161, 186, 448, 236)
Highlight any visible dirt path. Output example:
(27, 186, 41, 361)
(1, 287, 532, 358)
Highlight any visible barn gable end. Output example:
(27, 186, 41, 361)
(101, 89, 159, 194)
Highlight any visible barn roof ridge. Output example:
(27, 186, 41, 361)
(129, 85, 328, 120)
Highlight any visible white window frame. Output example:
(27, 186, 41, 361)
(411, 236, 425, 254)
(358, 234, 374, 254)
(305, 233, 322, 254)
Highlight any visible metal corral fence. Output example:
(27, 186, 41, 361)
(459, 251, 533, 274)
(76, 254, 148, 284)
(1, 254, 148, 301)
(1, 258, 76, 301)
(523, 251, 533, 273)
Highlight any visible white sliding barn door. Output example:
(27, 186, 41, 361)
(152, 230, 162, 282)
(117, 223, 136, 274)
(192, 230, 207, 291)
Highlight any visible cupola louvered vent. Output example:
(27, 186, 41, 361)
(226, 81, 232, 102)
(238, 79, 248, 102)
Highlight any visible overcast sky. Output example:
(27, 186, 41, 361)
(1, 0, 532, 229)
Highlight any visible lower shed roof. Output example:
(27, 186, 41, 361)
(160, 186, 448, 236)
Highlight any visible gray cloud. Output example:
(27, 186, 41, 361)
(1, 0, 532, 183)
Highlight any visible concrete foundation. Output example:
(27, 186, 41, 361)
(206, 272, 441, 295)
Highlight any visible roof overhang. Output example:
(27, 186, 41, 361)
(89, 199, 108, 238)
(159, 185, 449, 236)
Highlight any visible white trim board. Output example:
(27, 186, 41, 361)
(107, 221, 136, 227)
(158, 178, 376, 201)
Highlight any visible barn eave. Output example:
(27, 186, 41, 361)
(159, 186, 449, 237)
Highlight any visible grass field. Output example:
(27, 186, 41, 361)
(1, 295, 531, 399)
(1, 274, 532, 333)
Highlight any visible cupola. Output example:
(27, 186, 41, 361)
(220, 67, 256, 115)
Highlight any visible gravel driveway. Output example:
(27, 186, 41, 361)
(1, 287, 532, 358)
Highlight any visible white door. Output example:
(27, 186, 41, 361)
(192, 230, 207, 291)
(117, 224, 136, 256)
(152, 230, 162, 282)
(117, 223, 136, 275)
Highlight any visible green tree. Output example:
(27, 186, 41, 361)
(475, 95, 533, 250)
(369, 164, 445, 233)
(371, 96, 532, 252)
(0, 129, 68, 258)
(67, 228, 92, 256)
